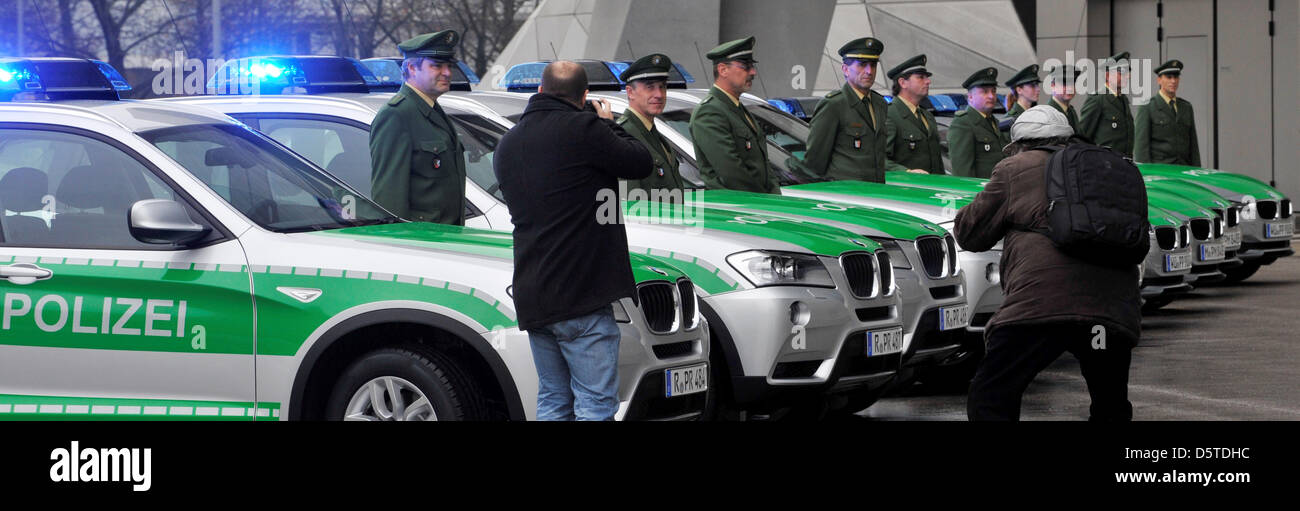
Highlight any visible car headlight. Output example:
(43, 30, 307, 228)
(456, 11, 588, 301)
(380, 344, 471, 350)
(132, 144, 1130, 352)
(1284, 199, 1293, 218)
(868, 238, 912, 269)
(726, 250, 835, 288)
(1239, 201, 1258, 221)
(985, 262, 1000, 285)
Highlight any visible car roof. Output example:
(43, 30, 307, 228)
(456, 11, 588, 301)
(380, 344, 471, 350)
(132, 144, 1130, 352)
(0, 98, 242, 133)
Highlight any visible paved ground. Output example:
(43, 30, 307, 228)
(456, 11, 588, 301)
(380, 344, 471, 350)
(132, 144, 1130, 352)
(858, 251, 1300, 421)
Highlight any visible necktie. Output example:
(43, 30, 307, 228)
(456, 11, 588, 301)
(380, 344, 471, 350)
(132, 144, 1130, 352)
(865, 99, 876, 130)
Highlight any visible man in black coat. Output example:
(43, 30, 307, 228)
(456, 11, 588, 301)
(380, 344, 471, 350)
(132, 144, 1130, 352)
(493, 61, 653, 420)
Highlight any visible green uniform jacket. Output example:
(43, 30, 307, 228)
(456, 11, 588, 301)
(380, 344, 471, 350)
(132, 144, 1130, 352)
(1079, 92, 1134, 157)
(617, 111, 687, 193)
(1044, 98, 1081, 135)
(789, 83, 901, 182)
(1134, 95, 1200, 166)
(690, 86, 778, 193)
(369, 84, 467, 225)
(885, 97, 945, 173)
(947, 107, 1009, 179)
(1007, 101, 1027, 119)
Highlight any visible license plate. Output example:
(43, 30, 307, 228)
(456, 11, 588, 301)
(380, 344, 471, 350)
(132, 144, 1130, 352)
(939, 305, 970, 331)
(1265, 222, 1294, 239)
(866, 328, 904, 357)
(664, 364, 708, 398)
(1165, 253, 1192, 272)
(1199, 241, 1225, 261)
(1223, 230, 1242, 248)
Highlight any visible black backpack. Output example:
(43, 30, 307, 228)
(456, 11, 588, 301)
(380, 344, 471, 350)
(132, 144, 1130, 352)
(1028, 144, 1150, 267)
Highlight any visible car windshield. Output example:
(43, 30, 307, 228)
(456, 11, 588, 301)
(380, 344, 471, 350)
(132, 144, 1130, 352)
(746, 104, 810, 159)
(657, 107, 815, 186)
(141, 124, 397, 233)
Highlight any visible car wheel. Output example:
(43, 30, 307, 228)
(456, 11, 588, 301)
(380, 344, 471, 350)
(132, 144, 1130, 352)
(825, 387, 886, 418)
(326, 347, 470, 421)
(1220, 261, 1262, 283)
(701, 341, 742, 421)
(1141, 296, 1176, 313)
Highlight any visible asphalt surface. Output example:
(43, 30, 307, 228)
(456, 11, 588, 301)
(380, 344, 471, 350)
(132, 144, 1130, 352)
(858, 249, 1300, 421)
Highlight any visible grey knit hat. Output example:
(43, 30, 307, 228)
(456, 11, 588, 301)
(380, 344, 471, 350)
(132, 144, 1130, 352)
(1010, 104, 1073, 141)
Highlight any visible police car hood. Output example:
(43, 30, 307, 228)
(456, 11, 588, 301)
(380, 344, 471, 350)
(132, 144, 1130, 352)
(782, 181, 975, 224)
(683, 189, 946, 241)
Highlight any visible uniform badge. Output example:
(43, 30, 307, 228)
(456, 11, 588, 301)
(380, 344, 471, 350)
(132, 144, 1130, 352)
(854, 138, 861, 149)
(745, 140, 752, 150)
(657, 167, 665, 177)
(909, 141, 917, 150)
(1111, 122, 1118, 129)
(435, 159, 441, 169)
(984, 144, 991, 152)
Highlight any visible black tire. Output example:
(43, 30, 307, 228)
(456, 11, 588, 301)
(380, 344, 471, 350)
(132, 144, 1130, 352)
(1220, 260, 1262, 283)
(326, 347, 476, 421)
(1141, 296, 1176, 313)
(826, 387, 887, 417)
(701, 339, 742, 421)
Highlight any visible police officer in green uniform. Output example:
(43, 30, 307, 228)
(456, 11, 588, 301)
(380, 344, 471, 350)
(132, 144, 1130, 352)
(1079, 51, 1135, 157)
(1135, 59, 1200, 166)
(1004, 64, 1041, 120)
(690, 36, 779, 193)
(885, 54, 943, 173)
(789, 37, 903, 182)
(1042, 65, 1081, 134)
(616, 53, 687, 195)
(948, 67, 1010, 178)
(369, 30, 468, 225)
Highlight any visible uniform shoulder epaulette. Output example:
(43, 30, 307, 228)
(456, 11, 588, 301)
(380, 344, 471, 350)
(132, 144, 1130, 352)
(387, 94, 406, 106)
(825, 89, 842, 99)
(955, 108, 968, 117)
(700, 95, 714, 105)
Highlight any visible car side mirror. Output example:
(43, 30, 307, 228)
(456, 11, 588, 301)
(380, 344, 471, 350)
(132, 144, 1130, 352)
(129, 199, 211, 245)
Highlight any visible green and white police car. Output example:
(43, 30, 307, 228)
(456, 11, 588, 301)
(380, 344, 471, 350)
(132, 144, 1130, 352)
(0, 57, 710, 421)
(571, 91, 974, 383)
(163, 56, 907, 417)
(1138, 165, 1293, 282)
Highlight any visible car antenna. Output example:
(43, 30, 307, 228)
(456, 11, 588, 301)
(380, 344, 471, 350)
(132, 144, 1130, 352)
(161, 0, 193, 60)
(693, 41, 708, 85)
(25, 0, 59, 54)
(549, 42, 559, 60)
(625, 40, 636, 59)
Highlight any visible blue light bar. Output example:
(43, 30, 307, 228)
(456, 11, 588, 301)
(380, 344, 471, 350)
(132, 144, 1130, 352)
(673, 63, 695, 84)
(1, 58, 127, 101)
(498, 62, 547, 91)
(499, 60, 623, 92)
(208, 56, 370, 95)
(927, 94, 960, 112)
(606, 61, 630, 81)
(455, 61, 481, 85)
(347, 57, 383, 89)
(360, 59, 403, 87)
(766, 98, 806, 118)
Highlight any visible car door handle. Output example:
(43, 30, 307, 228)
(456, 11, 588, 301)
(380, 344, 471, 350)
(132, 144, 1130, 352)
(0, 263, 54, 285)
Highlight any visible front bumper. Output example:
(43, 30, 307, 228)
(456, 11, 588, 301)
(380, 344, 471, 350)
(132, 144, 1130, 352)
(703, 270, 902, 407)
(1141, 245, 1194, 297)
(891, 265, 966, 367)
(958, 249, 1003, 333)
(1185, 236, 1228, 284)
(1237, 218, 1294, 262)
(615, 299, 711, 421)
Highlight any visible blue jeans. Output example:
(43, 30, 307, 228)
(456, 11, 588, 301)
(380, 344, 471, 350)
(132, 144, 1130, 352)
(528, 305, 622, 421)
